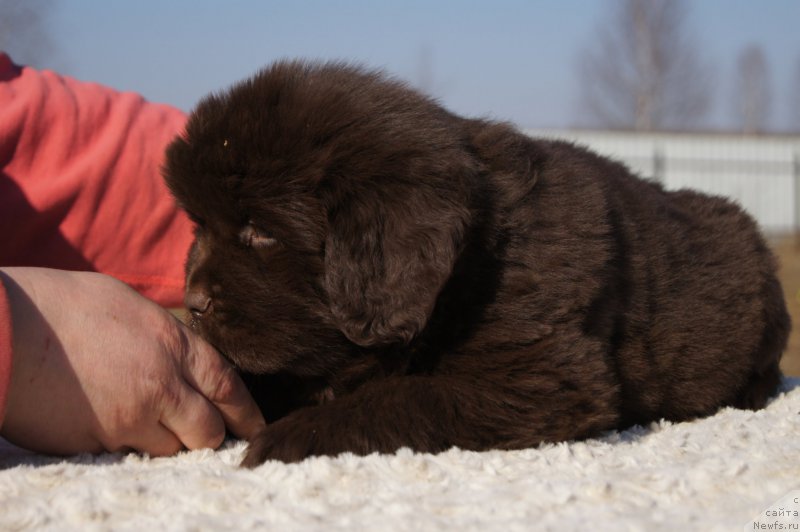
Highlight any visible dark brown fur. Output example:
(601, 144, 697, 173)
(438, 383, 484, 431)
(162, 60, 790, 465)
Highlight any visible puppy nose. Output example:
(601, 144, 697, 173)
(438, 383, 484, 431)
(185, 288, 212, 315)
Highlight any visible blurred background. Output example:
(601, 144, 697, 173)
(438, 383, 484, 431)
(2, 0, 799, 371)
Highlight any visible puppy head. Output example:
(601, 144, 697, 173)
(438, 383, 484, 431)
(163, 60, 481, 375)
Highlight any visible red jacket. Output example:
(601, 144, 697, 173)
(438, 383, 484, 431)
(0, 53, 192, 424)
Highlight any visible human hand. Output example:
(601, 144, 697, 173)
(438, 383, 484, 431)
(0, 267, 266, 456)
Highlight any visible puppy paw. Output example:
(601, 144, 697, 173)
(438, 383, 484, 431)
(240, 409, 339, 466)
(241, 424, 318, 466)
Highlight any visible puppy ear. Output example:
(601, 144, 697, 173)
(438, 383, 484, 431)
(324, 183, 471, 347)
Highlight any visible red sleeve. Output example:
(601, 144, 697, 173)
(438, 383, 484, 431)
(0, 53, 193, 307)
(0, 276, 12, 425)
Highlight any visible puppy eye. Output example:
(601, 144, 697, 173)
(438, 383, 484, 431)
(239, 223, 278, 249)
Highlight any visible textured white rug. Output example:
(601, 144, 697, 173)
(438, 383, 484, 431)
(1, 379, 799, 531)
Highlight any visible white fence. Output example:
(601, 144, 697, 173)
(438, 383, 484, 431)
(527, 129, 800, 234)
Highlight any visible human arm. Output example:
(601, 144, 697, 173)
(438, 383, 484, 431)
(0, 52, 192, 307)
(0, 267, 266, 456)
(0, 54, 266, 455)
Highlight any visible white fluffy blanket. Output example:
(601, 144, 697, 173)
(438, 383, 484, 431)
(1, 379, 799, 531)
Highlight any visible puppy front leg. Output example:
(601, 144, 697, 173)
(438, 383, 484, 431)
(241, 372, 618, 466)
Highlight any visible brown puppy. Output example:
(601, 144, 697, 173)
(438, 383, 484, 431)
(163, 60, 790, 465)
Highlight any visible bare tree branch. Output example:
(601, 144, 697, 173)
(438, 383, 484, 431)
(577, 0, 711, 131)
(414, 45, 435, 96)
(734, 45, 771, 134)
(792, 56, 800, 133)
(0, 0, 56, 68)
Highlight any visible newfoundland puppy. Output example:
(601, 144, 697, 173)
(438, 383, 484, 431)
(163, 60, 790, 466)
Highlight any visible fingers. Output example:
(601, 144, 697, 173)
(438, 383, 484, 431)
(200, 363, 268, 441)
(177, 324, 267, 441)
(158, 382, 227, 451)
(111, 422, 184, 457)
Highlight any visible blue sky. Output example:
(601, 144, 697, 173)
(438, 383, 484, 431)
(20, 0, 800, 131)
